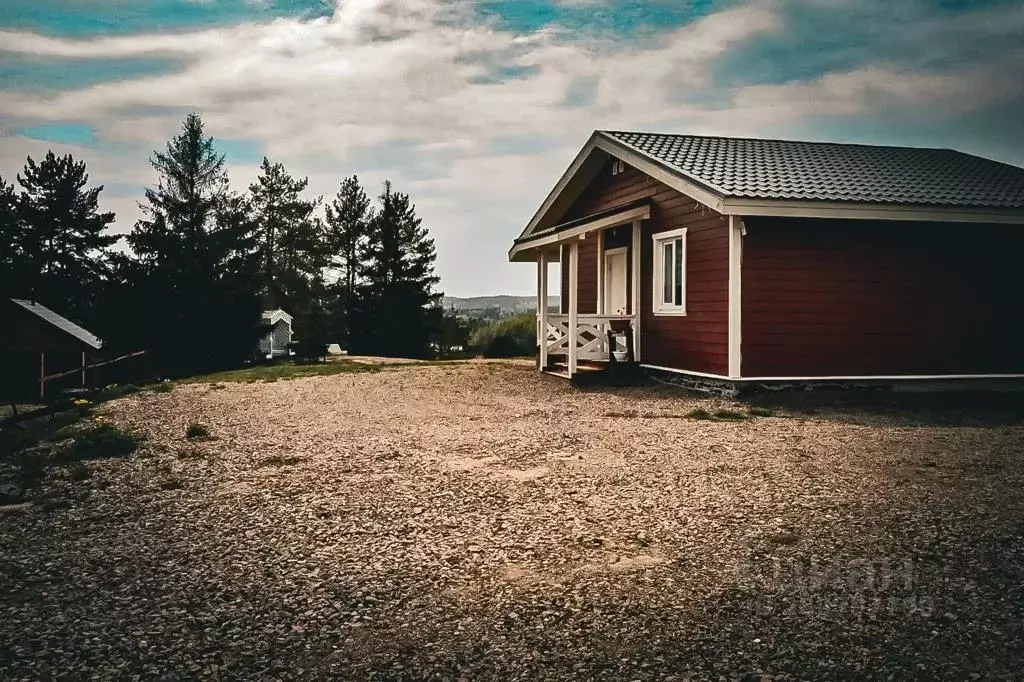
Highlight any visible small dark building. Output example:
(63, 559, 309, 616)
(0, 298, 103, 401)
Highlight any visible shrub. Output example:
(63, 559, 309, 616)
(66, 424, 142, 461)
(686, 408, 712, 420)
(713, 409, 749, 421)
(152, 382, 173, 393)
(185, 423, 210, 440)
(748, 406, 773, 418)
(472, 313, 537, 358)
(291, 339, 328, 363)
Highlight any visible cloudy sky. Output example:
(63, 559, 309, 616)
(2, 0, 1023, 296)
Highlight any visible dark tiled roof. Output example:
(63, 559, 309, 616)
(11, 299, 103, 349)
(600, 131, 1024, 209)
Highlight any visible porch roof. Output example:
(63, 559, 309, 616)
(509, 198, 651, 262)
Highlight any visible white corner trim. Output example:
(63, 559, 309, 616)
(727, 216, 743, 379)
(631, 219, 642, 362)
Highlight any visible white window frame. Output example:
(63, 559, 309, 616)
(652, 227, 687, 316)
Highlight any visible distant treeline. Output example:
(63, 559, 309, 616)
(0, 113, 466, 377)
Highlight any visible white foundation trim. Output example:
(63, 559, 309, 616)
(641, 364, 1024, 382)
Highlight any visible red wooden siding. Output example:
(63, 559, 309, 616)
(741, 218, 1024, 377)
(560, 160, 729, 375)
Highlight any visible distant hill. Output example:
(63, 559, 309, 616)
(443, 295, 560, 315)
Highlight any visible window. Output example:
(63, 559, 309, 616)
(652, 228, 686, 314)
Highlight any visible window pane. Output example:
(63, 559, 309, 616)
(662, 242, 673, 304)
(674, 238, 683, 305)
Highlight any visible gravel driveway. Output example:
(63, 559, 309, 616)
(2, 362, 1023, 680)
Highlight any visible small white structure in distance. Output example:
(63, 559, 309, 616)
(258, 309, 294, 360)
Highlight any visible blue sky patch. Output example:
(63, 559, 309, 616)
(215, 138, 264, 165)
(16, 122, 97, 145)
(0, 55, 179, 92)
(474, 0, 721, 39)
(1, 0, 332, 38)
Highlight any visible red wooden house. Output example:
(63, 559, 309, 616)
(509, 131, 1024, 390)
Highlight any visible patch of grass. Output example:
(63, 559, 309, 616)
(68, 462, 93, 481)
(61, 424, 142, 462)
(686, 408, 713, 420)
(185, 423, 210, 440)
(748, 406, 774, 418)
(712, 409, 750, 421)
(260, 454, 305, 467)
(151, 382, 174, 393)
(182, 360, 381, 384)
(208, 383, 227, 390)
(177, 448, 206, 461)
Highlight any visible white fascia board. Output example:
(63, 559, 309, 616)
(591, 135, 726, 214)
(517, 133, 604, 242)
(509, 204, 651, 261)
(720, 198, 1024, 224)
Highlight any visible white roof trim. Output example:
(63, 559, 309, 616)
(517, 133, 607, 242)
(509, 204, 650, 262)
(718, 198, 1024, 223)
(591, 134, 726, 213)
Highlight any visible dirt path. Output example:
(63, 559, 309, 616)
(2, 362, 1023, 679)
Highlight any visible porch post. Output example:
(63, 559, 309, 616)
(568, 240, 579, 376)
(537, 251, 548, 371)
(631, 219, 641, 361)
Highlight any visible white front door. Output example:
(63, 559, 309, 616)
(604, 249, 628, 315)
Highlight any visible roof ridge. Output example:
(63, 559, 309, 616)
(597, 130, 957, 154)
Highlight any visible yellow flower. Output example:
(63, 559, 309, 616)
(74, 399, 91, 407)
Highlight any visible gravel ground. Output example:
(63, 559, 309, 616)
(2, 362, 1024, 680)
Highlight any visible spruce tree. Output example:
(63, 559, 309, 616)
(14, 152, 117, 323)
(0, 176, 21, 297)
(119, 113, 262, 375)
(355, 181, 442, 358)
(323, 175, 372, 348)
(249, 157, 323, 311)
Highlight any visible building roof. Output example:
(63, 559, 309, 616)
(600, 131, 1024, 209)
(261, 309, 292, 325)
(10, 299, 103, 350)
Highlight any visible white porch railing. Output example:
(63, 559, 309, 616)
(542, 314, 634, 362)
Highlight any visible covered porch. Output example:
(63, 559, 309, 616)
(510, 201, 649, 379)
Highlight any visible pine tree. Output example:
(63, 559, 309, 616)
(13, 152, 117, 323)
(355, 181, 442, 358)
(249, 157, 323, 311)
(117, 113, 262, 375)
(323, 175, 372, 347)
